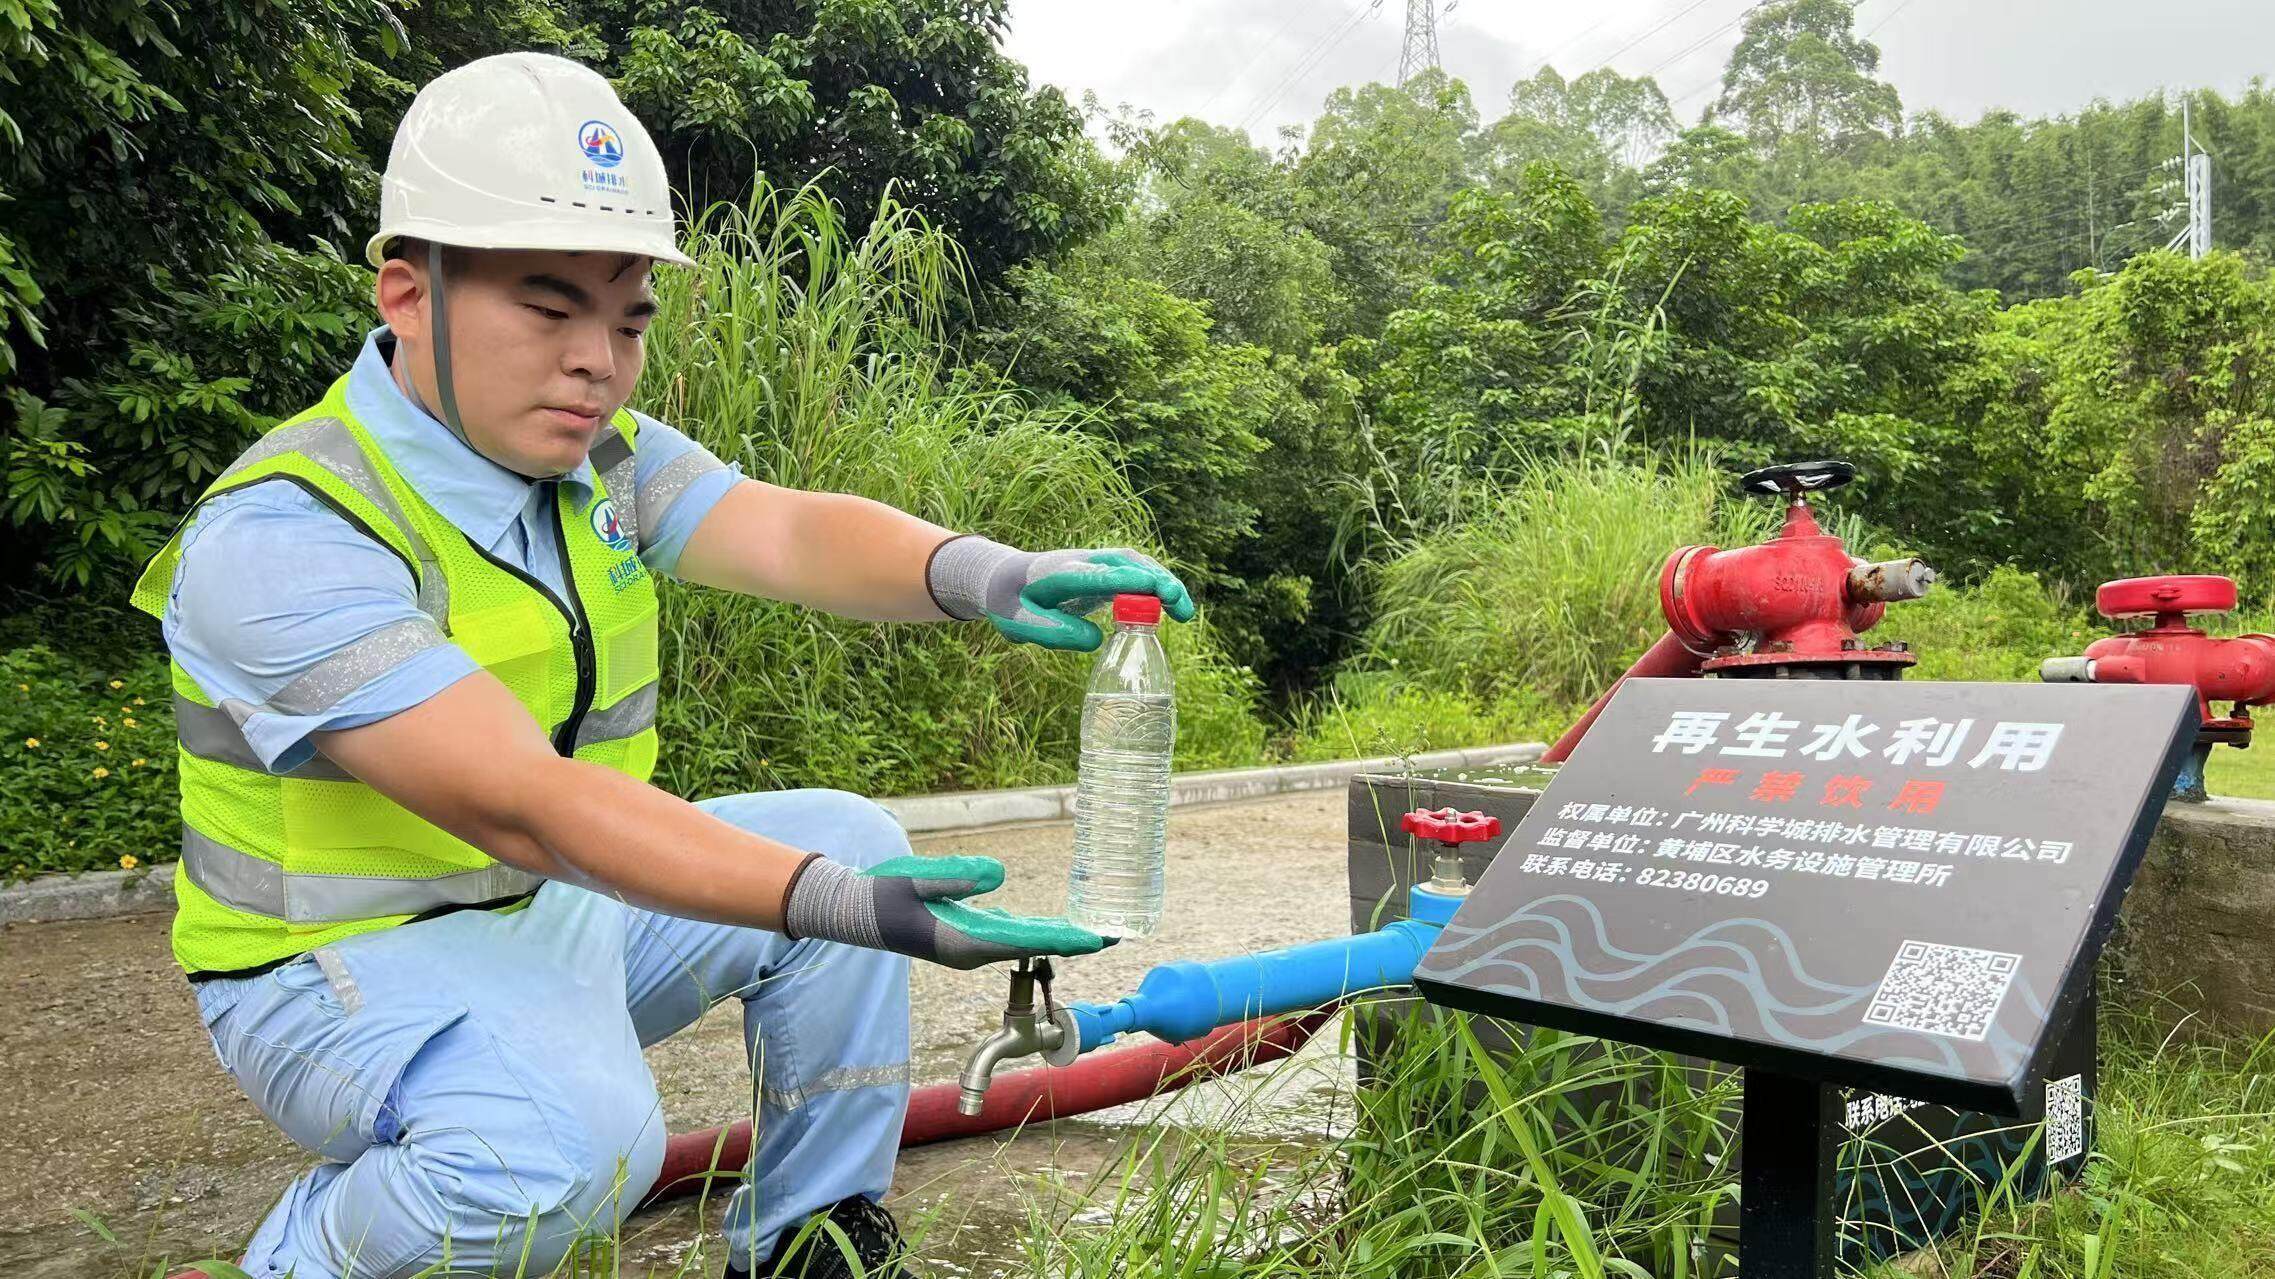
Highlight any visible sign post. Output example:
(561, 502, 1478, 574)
(1414, 677, 2195, 1273)
(1743, 1068, 1841, 1277)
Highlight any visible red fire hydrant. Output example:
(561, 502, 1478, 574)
(2041, 574, 2275, 801)
(1547, 461, 1937, 761)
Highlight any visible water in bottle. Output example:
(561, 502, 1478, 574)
(1067, 592, 1176, 938)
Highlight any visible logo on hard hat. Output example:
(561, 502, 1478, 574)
(578, 120, 625, 169)
(590, 498, 632, 552)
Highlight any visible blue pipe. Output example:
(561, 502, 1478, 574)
(1064, 883, 1465, 1054)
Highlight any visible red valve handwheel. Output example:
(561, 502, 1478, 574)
(2097, 575, 2237, 620)
(1400, 808, 1501, 844)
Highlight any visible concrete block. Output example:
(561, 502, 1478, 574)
(881, 787, 1068, 833)
(2120, 797, 2275, 1033)
(0, 864, 175, 925)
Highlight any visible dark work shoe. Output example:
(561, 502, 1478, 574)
(741, 1194, 909, 1278)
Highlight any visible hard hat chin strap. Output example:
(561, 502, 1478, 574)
(427, 239, 473, 450)
(425, 239, 574, 483)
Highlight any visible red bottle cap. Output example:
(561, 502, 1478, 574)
(1112, 593, 1163, 625)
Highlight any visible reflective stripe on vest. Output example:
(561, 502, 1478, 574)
(573, 679, 658, 752)
(173, 694, 353, 781)
(180, 825, 541, 923)
(176, 676, 655, 777)
(225, 417, 451, 624)
(135, 379, 661, 976)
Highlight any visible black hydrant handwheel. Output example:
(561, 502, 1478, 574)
(1740, 460, 1856, 497)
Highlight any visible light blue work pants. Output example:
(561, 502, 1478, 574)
(190, 789, 915, 1278)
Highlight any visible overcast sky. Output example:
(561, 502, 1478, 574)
(1002, 0, 2274, 144)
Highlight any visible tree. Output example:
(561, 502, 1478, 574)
(1488, 66, 1677, 192)
(1961, 251, 2275, 596)
(1, 0, 1116, 589)
(1642, 124, 1768, 204)
(0, 0, 384, 590)
(1294, 70, 1481, 333)
(373, 0, 1115, 289)
(1710, 0, 1902, 154)
(1097, 117, 1346, 354)
(1348, 165, 1610, 476)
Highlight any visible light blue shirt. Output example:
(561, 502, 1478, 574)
(164, 326, 744, 773)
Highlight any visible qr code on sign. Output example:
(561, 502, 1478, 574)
(1861, 940, 2021, 1042)
(2045, 1073, 2085, 1164)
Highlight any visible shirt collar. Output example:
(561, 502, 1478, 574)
(344, 327, 596, 548)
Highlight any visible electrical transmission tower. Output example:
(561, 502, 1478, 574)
(1398, 0, 1443, 86)
(2163, 97, 2213, 258)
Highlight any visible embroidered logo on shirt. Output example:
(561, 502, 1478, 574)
(589, 498, 632, 552)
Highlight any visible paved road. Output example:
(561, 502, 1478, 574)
(0, 790, 1353, 1278)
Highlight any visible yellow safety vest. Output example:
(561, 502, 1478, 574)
(131, 376, 660, 977)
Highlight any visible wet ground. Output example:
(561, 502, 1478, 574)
(0, 790, 1354, 1278)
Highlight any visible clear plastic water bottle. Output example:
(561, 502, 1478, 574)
(1067, 593, 1176, 939)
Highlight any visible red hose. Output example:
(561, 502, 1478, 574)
(1543, 630, 1702, 762)
(643, 1010, 1328, 1207)
(171, 1010, 1330, 1276)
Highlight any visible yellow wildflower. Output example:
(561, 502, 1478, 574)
(92, 715, 107, 726)
(23, 738, 38, 748)
(131, 758, 146, 768)
(119, 855, 138, 870)
(92, 766, 110, 779)
(133, 697, 145, 706)
(123, 717, 138, 728)
(108, 679, 124, 690)
(95, 740, 110, 751)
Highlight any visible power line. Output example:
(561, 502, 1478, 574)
(1194, 6, 1317, 116)
(1641, 0, 1767, 113)
(1236, 0, 1386, 132)
(1860, 0, 1923, 40)
(1642, 0, 1763, 80)
(1515, 9, 1631, 82)
(1591, 0, 1730, 73)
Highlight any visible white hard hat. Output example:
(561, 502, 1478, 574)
(366, 52, 693, 268)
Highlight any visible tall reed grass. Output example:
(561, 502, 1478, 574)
(637, 185, 1264, 798)
(1357, 451, 1775, 710)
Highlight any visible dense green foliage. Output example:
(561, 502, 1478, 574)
(21, 0, 2275, 880)
(0, 599, 174, 877)
(641, 186, 1267, 800)
(19, 9, 2275, 1273)
(0, 0, 1104, 589)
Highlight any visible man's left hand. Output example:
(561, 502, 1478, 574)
(927, 537, 1196, 651)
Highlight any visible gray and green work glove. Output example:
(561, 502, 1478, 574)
(927, 535, 1197, 651)
(782, 853, 1115, 970)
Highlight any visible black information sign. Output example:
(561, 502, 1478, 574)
(1414, 677, 2195, 1115)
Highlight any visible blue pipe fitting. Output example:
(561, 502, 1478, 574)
(1064, 883, 1467, 1054)
(1406, 881, 1465, 927)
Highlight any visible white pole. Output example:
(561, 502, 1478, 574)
(2192, 152, 2213, 258)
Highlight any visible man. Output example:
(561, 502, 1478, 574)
(130, 52, 1195, 1279)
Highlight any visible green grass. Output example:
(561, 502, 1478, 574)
(1358, 450, 1775, 711)
(2206, 743, 2275, 801)
(989, 995, 2275, 1279)
(114, 989, 2275, 1279)
(638, 183, 1267, 800)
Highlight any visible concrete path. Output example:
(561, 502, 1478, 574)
(0, 791, 1354, 1278)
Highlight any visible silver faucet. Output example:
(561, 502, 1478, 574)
(956, 957, 1082, 1116)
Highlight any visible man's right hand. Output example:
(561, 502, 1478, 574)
(782, 853, 1117, 970)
